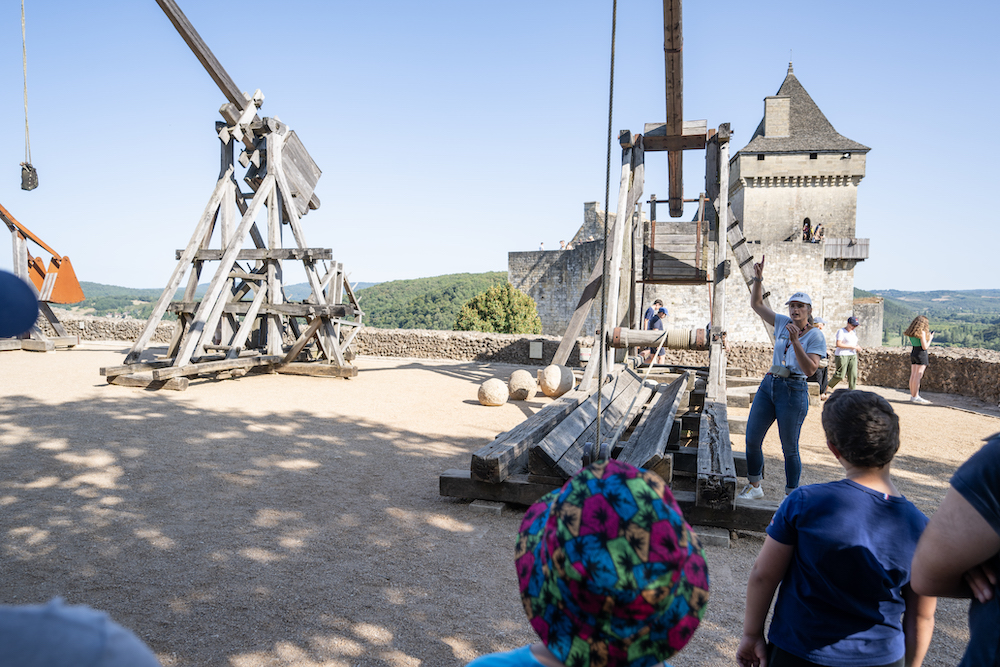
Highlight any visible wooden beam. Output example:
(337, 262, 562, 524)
(279, 317, 324, 365)
(154, 0, 245, 109)
(177, 248, 333, 261)
(152, 354, 282, 380)
(663, 0, 684, 217)
(439, 469, 560, 506)
(275, 363, 358, 378)
(642, 120, 708, 152)
(672, 489, 778, 533)
(619, 374, 687, 468)
(470, 389, 591, 483)
(167, 302, 355, 318)
(696, 342, 737, 509)
(107, 373, 190, 392)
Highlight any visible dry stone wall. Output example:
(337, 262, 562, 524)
(33, 314, 999, 406)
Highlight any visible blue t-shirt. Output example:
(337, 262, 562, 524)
(467, 645, 674, 667)
(467, 645, 543, 666)
(643, 306, 667, 328)
(770, 314, 827, 378)
(0, 598, 162, 667)
(952, 433, 1000, 667)
(766, 479, 928, 666)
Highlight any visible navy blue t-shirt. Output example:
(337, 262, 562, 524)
(952, 433, 1000, 667)
(766, 479, 928, 666)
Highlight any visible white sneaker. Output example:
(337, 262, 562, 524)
(910, 396, 931, 404)
(738, 484, 764, 500)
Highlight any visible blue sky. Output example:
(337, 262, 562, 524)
(0, 0, 995, 291)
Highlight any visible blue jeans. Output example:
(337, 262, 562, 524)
(745, 374, 809, 493)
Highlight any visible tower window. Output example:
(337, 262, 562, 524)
(809, 153, 818, 160)
(757, 154, 765, 161)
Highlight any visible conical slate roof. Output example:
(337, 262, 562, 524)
(741, 64, 870, 154)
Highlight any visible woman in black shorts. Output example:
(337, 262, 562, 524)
(904, 316, 934, 404)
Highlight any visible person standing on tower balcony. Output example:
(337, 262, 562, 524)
(802, 219, 812, 242)
(738, 256, 826, 501)
(828, 316, 861, 391)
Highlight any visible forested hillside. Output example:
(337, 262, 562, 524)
(857, 288, 1000, 350)
(355, 272, 507, 329)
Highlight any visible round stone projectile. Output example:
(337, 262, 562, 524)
(539, 364, 574, 398)
(508, 369, 537, 401)
(478, 378, 509, 406)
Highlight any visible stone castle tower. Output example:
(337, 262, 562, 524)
(511, 64, 883, 346)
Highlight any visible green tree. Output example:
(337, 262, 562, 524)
(454, 282, 542, 334)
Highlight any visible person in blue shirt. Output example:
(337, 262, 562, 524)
(737, 389, 937, 667)
(738, 256, 827, 500)
(912, 432, 1000, 666)
(642, 299, 665, 330)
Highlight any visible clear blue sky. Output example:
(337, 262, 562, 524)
(0, 0, 995, 292)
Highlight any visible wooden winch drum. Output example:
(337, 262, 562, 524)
(609, 326, 708, 351)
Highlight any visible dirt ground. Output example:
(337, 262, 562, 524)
(1, 342, 997, 667)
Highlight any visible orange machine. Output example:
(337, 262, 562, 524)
(0, 202, 84, 304)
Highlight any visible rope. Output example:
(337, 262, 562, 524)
(21, 0, 32, 166)
(595, 0, 617, 453)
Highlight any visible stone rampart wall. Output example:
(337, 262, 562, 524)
(37, 315, 1000, 406)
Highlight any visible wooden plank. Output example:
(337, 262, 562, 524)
(37, 302, 69, 337)
(275, 363, 358, 378)
(226, 281, 269, 358)
(619, 374, 687, 468)
(166, 302, 354, 318)
(49, 336, 80, 348)
(642, 120, 707, 152)
(528, 375, 621, 476)
(21, 339, 54, 352)
(554, 370, 647, 478)
(696, 342, 738, 510)
(667, 445, 748, 478)
(439, 469, 560, 506)
(177, 248, 333, 261)
(672, 489, 779, 533)
(0, 339, 22, 351)
(279, 317, 324, 365)
(470, 389, 592, 483)
(152, 354, 282, 380)
(107, 373, 189, 392)
(282, 130, 322, 217)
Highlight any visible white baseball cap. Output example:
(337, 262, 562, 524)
(785, 292, 812, 306)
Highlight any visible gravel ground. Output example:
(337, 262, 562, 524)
(1, 342, 997, 666)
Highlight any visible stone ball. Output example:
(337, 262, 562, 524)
(478, 378, 509, 406)
(508, 369, 537, 401)
(539, 364, 574, 398)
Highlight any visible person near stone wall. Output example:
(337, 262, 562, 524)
(904, 316, 935, 405)
(642, 299, 665, 330)
(738, 256, 826, 501)
(828, 317, 861, 391)
(802, 219, 812, 242)
(640, 308, 668, 365)
(807, 317, 830, 400)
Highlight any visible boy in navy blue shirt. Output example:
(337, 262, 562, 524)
(737, 390, 937, 667)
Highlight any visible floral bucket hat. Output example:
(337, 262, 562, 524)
(516, 459, 709, 667)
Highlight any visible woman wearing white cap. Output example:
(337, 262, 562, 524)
(739, 256, 827, 500)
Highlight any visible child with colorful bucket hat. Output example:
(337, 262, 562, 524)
(467, 459, 709, 667)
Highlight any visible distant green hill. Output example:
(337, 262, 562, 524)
(66, 280, 1000, 349)
(857, 288, 1000, 350)
(356, 272, 508, 329)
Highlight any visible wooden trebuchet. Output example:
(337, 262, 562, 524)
(106, 1, 362, 390)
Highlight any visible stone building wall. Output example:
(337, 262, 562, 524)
(730, 153, 866, 244)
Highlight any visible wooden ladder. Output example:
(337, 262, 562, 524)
(723, 204, 775, 343)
